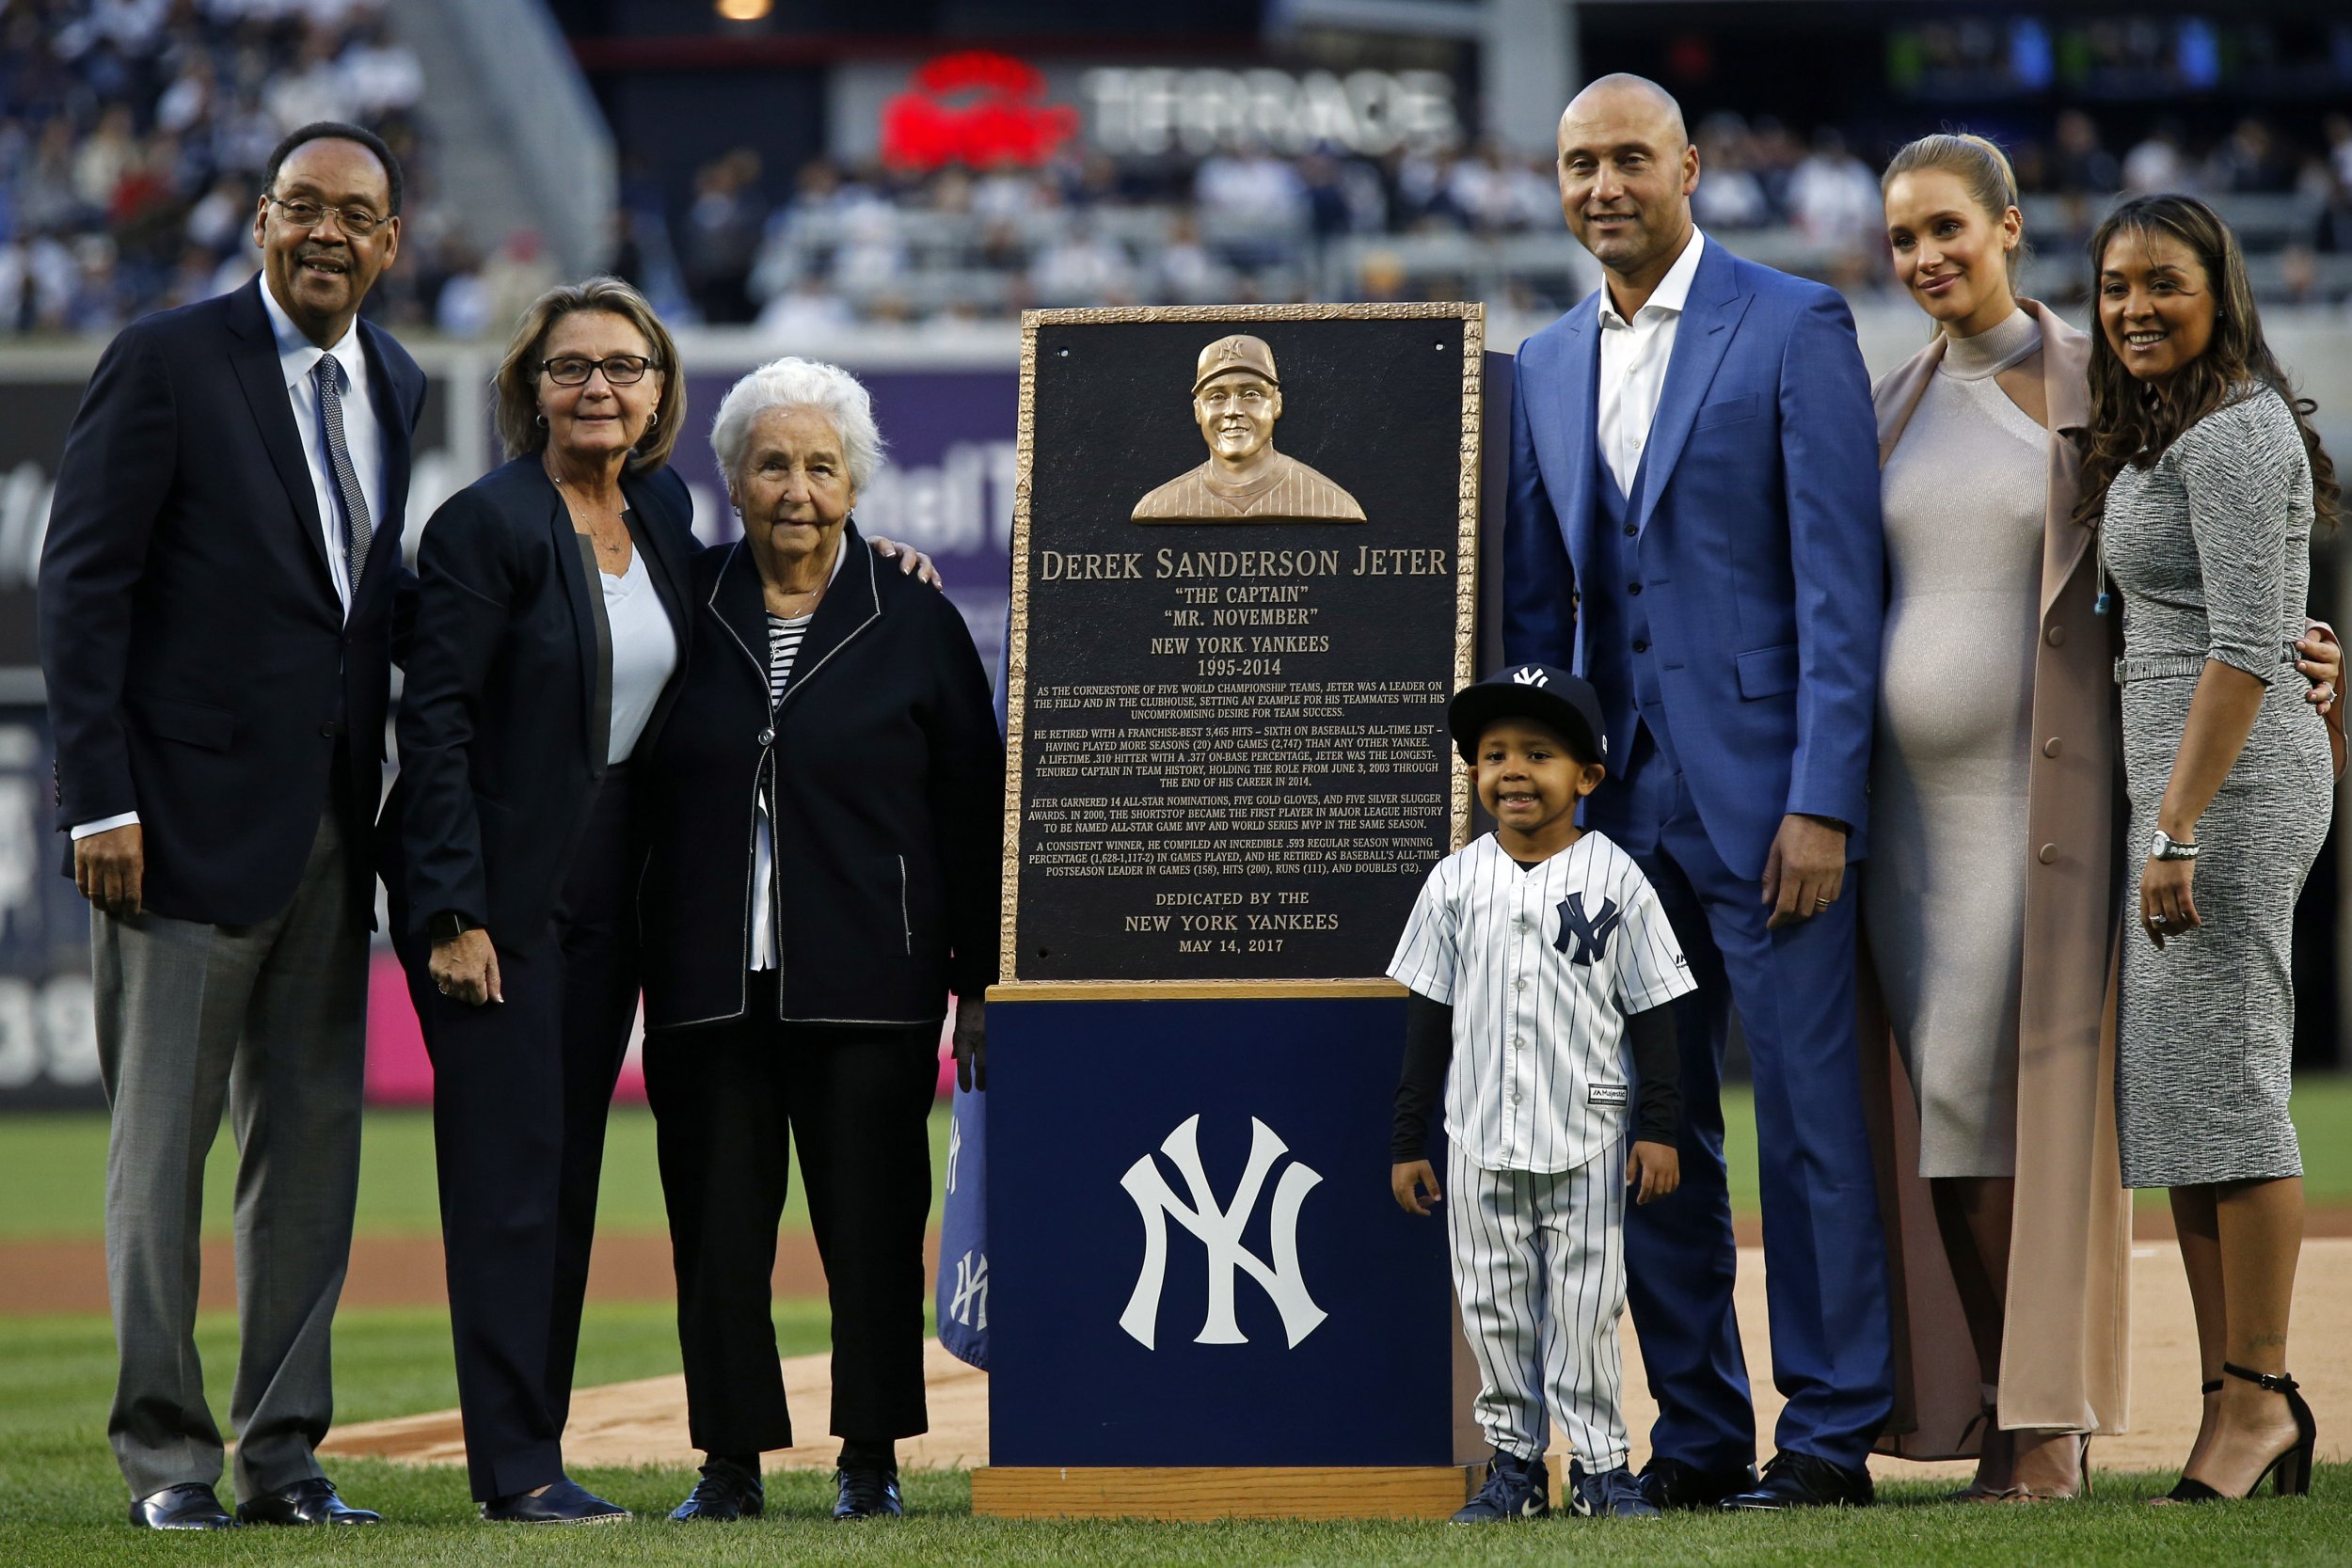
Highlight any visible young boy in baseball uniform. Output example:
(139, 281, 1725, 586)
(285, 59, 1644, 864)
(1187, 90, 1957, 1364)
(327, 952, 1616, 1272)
(1390, 664, 1692, 1521)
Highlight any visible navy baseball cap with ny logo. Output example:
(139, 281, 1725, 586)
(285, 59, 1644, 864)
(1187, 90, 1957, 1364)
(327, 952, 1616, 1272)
(1446, 663, 1608, 767)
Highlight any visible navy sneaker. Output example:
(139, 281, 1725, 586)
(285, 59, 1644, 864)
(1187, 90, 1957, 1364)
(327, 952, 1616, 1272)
(1451, 1451, 1550, 1523)
(1570, 1460, 1661, 1518)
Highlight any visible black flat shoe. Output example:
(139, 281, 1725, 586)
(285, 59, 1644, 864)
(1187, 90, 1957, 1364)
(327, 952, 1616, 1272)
(2162, 1363, 2316, 1502)
(670, 1460, 764, 1522)
(1636, 1455, 1759, 1511)
(129, 1482, 235, 1529)
(481, 1478, 632, 1525)
(1722, 1450, 1875, 1510)
(235, 1476, 381, 1526)
(834, 1466, 904, 1519)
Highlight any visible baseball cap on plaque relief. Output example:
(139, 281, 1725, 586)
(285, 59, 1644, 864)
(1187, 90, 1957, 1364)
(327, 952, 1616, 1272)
(975, 306, 1488, 1519)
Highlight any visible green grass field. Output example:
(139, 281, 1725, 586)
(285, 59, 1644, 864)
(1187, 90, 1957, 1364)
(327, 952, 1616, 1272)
(3, 1076, 2345, 1245)
(0, 1307, 2341, 1568)
(3, 1084, 2349, 1562)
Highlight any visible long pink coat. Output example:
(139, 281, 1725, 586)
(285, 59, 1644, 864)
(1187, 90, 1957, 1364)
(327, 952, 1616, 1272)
(1863, 301, 2133, 1454)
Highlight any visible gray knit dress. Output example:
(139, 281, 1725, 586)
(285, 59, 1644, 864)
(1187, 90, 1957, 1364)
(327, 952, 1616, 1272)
(2105, 387, 2330, 1187)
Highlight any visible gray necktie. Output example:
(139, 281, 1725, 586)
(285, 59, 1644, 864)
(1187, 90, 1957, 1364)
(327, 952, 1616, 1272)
(312, 355, 373, 587)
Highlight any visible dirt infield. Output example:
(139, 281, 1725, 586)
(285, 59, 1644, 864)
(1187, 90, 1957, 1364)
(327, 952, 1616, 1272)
(7, 1212, 2349, 1316)
(0, 1230, 943, 1316)
(317, 1239, 2352, 1481)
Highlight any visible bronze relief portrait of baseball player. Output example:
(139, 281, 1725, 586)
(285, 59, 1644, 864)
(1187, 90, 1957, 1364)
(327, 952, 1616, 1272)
(1130, 334, 1367, 523)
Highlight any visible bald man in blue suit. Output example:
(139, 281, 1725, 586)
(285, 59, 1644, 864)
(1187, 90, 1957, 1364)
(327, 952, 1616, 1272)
(1503, 76, 1892, 1511)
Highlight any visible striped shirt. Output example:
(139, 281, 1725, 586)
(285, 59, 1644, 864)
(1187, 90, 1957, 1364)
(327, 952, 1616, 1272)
(767, 610, 813, 702)
(1389, 831, 1693, 1174)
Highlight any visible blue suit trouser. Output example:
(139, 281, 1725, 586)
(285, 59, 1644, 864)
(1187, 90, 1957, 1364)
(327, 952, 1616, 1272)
(1597, 721, 1894, 1472)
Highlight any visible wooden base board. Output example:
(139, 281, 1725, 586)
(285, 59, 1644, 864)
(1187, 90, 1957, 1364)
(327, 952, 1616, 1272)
(969, 1465, 1478, 1521)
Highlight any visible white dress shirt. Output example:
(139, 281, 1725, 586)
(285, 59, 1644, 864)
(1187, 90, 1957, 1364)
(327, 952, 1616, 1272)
(1595, 228, 1707, 497)
(72, 284, 389, 841)
(259, 278, 386, 619)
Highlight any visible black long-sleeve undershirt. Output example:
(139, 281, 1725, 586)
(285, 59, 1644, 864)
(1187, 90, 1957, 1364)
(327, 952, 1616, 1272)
(1391, 993, 1682, 1162)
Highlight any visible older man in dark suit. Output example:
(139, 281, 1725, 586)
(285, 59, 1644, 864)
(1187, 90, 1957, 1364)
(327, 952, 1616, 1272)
(38, 122, 424, 1530)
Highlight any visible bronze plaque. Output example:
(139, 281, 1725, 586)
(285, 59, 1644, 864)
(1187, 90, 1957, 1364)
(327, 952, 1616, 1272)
(1002, 305, 1481, 984)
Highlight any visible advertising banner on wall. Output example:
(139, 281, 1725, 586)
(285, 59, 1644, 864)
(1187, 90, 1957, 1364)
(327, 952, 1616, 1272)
(0, 341, 1021, 1108)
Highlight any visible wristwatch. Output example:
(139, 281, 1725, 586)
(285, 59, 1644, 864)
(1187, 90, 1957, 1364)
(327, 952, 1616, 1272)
(2148, 829, 2200, 862)
(428, 911, 480, 945)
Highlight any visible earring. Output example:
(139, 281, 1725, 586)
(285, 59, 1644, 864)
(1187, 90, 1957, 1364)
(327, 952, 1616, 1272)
(644, 412, 659, 431)
(534, 411, 548, 429)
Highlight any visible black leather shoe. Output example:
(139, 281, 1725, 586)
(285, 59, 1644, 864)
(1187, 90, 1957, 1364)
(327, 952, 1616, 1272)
(236, 1476, 381, 1526)
(834, 1466, 904, 1519)
(129, 1482, 235, 1529)
(480, 1478, 632, 1525)
(670, 1461, 764, 1522)
(1722, 1451, 1875, 1511)
(1635, 1456, 1759, 1511)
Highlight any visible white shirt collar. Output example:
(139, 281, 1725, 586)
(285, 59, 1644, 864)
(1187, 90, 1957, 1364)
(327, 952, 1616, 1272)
(257, 276, 370, 396)
(1598, 228, 1707, 329)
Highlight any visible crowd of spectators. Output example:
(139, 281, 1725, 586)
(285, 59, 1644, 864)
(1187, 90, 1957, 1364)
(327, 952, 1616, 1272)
(637, 106, 2352, 332)
(0, 0, 437, 335)
(6, 7, 2352, 343)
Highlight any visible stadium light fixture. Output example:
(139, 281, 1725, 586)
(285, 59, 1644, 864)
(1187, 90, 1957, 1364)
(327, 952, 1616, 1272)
(715, 0, 773, 20)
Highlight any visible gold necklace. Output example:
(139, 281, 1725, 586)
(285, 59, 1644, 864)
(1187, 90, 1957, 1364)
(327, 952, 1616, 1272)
(546, 460, 629, 558)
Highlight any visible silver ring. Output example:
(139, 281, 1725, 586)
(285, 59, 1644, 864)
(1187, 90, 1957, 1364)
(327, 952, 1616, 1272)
(1814, 897, 1833, 909)
(2151, 913, 2167, 925)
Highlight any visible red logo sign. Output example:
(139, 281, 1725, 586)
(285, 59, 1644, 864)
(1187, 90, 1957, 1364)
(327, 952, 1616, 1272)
(880, 51, 1079, 169)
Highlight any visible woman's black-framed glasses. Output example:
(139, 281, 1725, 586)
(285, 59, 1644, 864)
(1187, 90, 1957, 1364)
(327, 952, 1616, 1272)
(268, 196, 385, 237)
(540, 355, 658, 387)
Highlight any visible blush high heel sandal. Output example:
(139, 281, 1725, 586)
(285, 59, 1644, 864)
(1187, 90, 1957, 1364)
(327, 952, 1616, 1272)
(2162, 1363, 2316, 1502)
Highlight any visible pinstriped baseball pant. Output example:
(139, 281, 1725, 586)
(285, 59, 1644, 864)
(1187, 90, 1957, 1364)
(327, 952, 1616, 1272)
(1446, 1138, 1629, 1469)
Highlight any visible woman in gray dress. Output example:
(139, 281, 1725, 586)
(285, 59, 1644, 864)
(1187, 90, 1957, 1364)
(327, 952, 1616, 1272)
(2085, 194, 2340, 1502)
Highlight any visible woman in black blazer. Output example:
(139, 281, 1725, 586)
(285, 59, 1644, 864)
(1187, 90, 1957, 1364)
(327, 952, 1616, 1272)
(638, 356, 1001, 1524)
(384, 277, 697, 1525)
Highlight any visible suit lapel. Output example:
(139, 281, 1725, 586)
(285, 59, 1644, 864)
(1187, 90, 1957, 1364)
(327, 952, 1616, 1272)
(623, 471, 696, 652)
(1631, 243, 1752, 536)
(225, 278, 337, 594)
(352, 317, 412, 607)
(1545, 300, 1603, 563)
(775, 520, 882, 712)
(708, 541, 772, 696)
(546, 483, 605, 760)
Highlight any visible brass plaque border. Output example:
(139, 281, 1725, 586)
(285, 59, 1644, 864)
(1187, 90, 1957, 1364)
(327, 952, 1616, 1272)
(998, 301, 1486, 987)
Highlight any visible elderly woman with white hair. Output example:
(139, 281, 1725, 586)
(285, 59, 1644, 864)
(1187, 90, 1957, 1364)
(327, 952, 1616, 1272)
(636, 356, 1002, 1524)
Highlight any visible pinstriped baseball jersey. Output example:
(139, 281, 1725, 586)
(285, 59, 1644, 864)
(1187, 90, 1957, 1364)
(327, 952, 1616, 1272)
(1130, 451, 1367, 521)
(1388, 831, 1692, 1174)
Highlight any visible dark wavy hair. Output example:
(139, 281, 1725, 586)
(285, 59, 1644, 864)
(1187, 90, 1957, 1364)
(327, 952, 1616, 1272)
(2075, 193, 2338, 531)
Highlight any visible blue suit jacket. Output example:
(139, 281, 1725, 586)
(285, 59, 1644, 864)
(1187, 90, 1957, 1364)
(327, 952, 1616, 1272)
(1502, 239, 1883, 880)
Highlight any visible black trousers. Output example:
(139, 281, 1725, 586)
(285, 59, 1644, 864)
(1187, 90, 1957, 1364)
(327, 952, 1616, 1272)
(643, 976, 939, 1456)
(400, 767, 640, 1502)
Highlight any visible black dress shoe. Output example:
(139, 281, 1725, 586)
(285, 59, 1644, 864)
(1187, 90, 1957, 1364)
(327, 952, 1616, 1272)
(834, 1466, 904, 1519)
(480, 1478, 632, 1525)
(1722, 1450, 1875, 1511)
(236, 1476, 382, 1526)
(1635, 1456, 1760, 1511)
(130, 1482, 235, 1529)
(669, 1460, 764, 1522)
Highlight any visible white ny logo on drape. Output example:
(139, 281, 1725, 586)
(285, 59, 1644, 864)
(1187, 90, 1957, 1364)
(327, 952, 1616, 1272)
(1118, 1115, 1327, 1350)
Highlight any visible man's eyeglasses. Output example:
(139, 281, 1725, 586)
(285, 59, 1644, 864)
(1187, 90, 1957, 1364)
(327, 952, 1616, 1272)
(540, 356, 659, 387)
(268, 196, 386, 237)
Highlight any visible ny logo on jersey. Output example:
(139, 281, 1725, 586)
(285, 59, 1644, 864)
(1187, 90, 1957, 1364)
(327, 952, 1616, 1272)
(1118, 1115, 1327, 1351)
(1554, 892, 1622, 966)
(947, 1249, 989, 1331)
